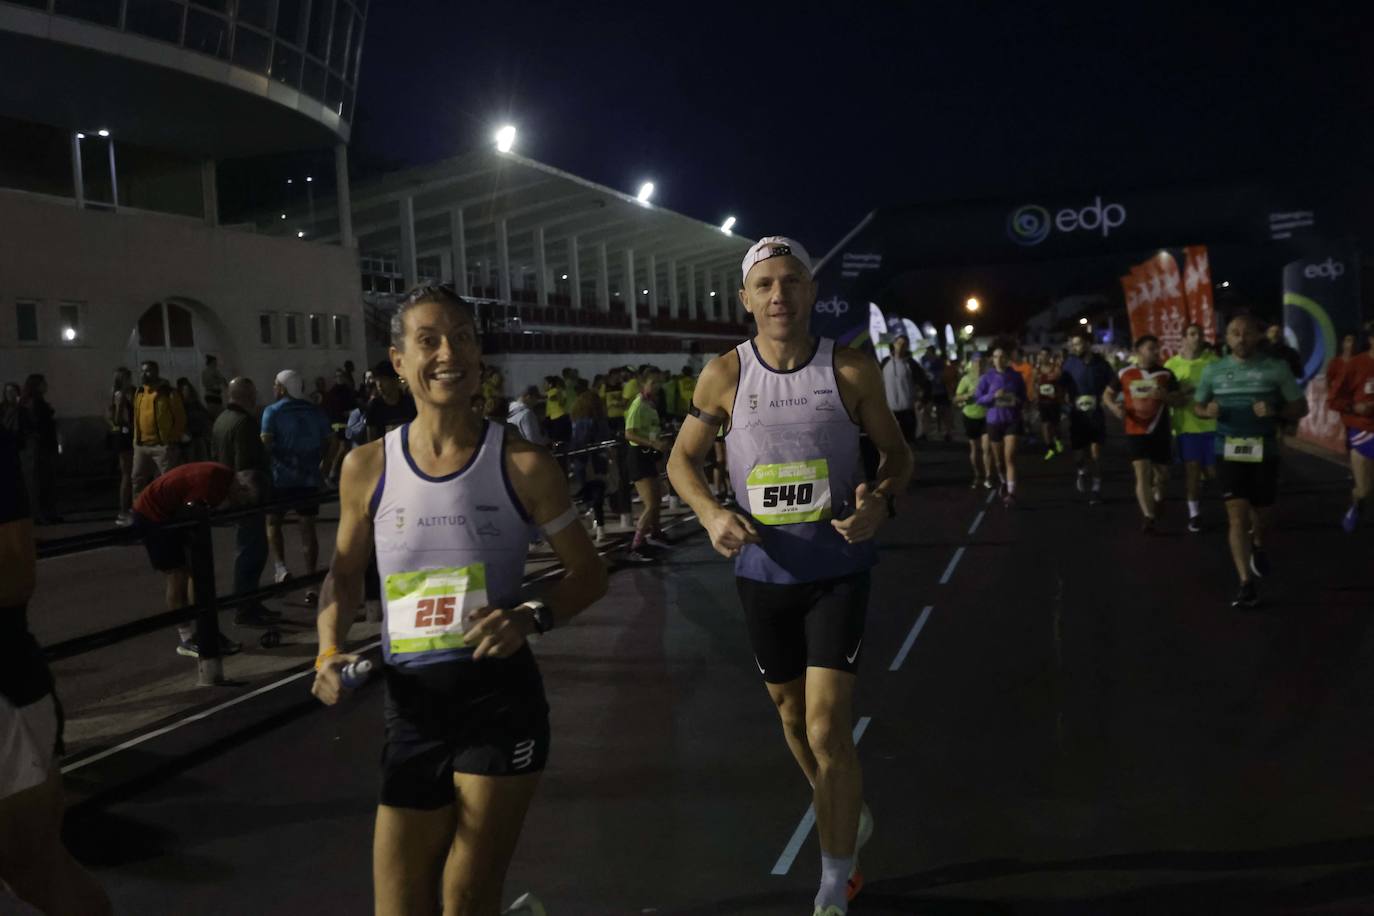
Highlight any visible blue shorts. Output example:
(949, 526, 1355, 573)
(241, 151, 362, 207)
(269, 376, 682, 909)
(1350, 428, 1374, 460)
(1175, 432, 1217, 467)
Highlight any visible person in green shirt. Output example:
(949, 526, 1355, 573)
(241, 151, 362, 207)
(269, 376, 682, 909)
(1165, 323, 1220, 532)
(623, 369, 672, 563)
(953, 354, 992, 490)
(1193, 315, 1307, 608)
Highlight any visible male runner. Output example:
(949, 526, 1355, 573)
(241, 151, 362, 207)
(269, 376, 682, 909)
(1329, 320, 1374, 532)
(312, 285, 608, 916)
(1059, 329, 1115, 504)
(1193, 315, 1306, 608)
(1104, 336, 1185, 533)
(1165, 323, 1219, 532)
(667, 237, 912, 916)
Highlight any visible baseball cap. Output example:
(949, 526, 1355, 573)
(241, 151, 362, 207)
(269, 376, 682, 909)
(274, 369, 304, 398)
(741, 236, 812, 285)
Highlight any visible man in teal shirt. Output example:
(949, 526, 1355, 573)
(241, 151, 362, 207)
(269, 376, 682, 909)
(1194, 316, 1307, 608)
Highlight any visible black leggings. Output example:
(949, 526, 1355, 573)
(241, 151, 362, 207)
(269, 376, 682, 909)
(575, 479, 606, 526)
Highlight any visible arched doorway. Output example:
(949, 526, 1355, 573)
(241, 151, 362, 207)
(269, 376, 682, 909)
(126, 298, 234, 388)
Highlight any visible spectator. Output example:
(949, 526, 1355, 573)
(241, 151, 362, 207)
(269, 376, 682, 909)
(880, 335, 929, 445)
(309, 376, 328, 407)
(0, 382, 20, 437)
(570, 378, 610, 544)
(341, 359, 357, 389)
(107, 367, 136, 526)
(0, 423, 112, 916)
(508, 386, 547, 445)
(211, 377, 277, 626)
(1264, 322, 1305, 380)
(129, 461, 258, 658)
(261, 369, 332, 600)
(623, 369, 672, 562)
(176, 378, 213, 462)
(544, 375, 570, 443)
(131, 360, 186, 499)
(671, 365, 697, 422)
(18, 374, 59, 525)
(485, 395, 510, 425)
(201, 354, 226, 417)
(603, 368, 627, 434)
(363, 360, 416, 442)
(321, 368, 358, 486)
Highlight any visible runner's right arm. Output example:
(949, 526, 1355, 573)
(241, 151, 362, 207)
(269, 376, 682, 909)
(667, 352, 759, 559)
(311, 440, 380, 706)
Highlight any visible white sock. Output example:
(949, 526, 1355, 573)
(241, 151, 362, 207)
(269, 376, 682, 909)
(816, 853, 852, 910)
(177, 624, 194, 641)
(1007, 480, 1017, 494)
(1091, 478, 1102, 492)
(1188, 500, 1200, 517)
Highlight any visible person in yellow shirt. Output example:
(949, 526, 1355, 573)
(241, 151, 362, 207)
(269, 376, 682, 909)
(544, 376, 570, 443)
(131, 359, 187, 498)
(672, 366, 696, 421)
(603, 369, 627, 434)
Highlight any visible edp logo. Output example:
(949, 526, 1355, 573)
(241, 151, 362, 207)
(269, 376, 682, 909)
(1007, 195, 1127, 246)
(814, 297, 850, 316)
(1302, 258, 1346, 280)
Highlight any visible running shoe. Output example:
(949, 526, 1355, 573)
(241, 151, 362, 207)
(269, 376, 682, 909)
(273, 564, 290, 584)
(592, 524, 608, 546)
(623, 548, 655, 564)
(1002, 492, 1016, 509)
(1087, 490, 1101, 506)
(1054, 438, 1065, 454)
(847, 803, 873, 901)
(1075, 471, 1087, 493)
(114, 512, 133, 527)
(1231, 580, 1259, 609)
(1249, 546, 1271, 578)
(1341, 505, 1360, 534)
(644, 534, 674, 550)
(812, 907, 846, 916)
(303, 590, 318, 606)
(1187, 514, 1203, 534)
(1043, 447, 1056, 461)
(176, 634, 243, 658)
(983, 477, 994, 490)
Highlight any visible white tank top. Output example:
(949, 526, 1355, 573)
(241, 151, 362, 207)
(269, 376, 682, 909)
(726, 337, 876, 583)
(371, 421, 534, 668)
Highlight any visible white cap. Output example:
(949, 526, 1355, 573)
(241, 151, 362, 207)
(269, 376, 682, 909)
(274, 369, 304, 398)
(741, 236, 812, 285)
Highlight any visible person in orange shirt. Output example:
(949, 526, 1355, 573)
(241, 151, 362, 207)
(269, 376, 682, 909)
(1010, 348, 1036, 444)
(1033, 347, 1064, 458)
(1329, 322, 1374, 533)
(1105, 335, 1188, 532)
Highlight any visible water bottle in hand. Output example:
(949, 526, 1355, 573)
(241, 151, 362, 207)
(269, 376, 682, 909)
(339, 659, 373, 690)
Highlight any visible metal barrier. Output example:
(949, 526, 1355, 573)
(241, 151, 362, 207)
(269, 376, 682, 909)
(35, 434, 648, 687)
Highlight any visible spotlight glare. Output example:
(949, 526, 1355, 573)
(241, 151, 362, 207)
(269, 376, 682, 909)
(495, 125, 517, 153)
(636, 182, 655, 204)
(721, 215, 737, 234)
(97, 129, 110, 137)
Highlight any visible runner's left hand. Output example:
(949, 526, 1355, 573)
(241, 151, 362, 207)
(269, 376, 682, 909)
(464, 606, 536, 660)
(831, 482, 886, 544)
(1252, 400, 1271, 418)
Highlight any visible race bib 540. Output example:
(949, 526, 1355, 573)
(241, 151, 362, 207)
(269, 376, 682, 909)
(385, 563, 488, 655)
(746, 459, 831, 525)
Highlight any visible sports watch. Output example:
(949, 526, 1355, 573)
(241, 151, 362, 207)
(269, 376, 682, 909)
(519, 600, 554, 635)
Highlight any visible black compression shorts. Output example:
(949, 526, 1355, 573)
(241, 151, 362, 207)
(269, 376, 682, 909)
(380, 645, 550, 810)
(736, 571, 870, 684)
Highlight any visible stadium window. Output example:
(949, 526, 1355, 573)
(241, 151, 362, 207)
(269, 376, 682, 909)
(16, 300, 40, 344)
(166, 303, 195, 347)
(309, 313, 324, 347)
(332, 314, 350, 348)
(57, 302, 84, 345)
(232, 24, 272, 74)
(236, 0, 273, 30)
(258, 312, 277, 347)
(285, 312, 302, 347)
(54, 0, 119, 27)
(125, 0, 185, 44)
(136, 304, 165, 347)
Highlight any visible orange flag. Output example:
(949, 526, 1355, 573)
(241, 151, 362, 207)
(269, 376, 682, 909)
(1182, 245, 1216, 341)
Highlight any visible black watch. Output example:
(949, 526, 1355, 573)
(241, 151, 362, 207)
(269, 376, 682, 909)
(521, 600, 554, 634)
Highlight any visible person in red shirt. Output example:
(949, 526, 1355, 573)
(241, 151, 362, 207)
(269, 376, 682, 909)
(1033, 347, 1065, 459)
(1328, 321, 1374, 533)
(130, 461, 260, 658)
(1105, 335, 1186, 532)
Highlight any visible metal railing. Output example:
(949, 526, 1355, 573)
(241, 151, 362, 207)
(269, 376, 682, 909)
(34, 433, 660, 686)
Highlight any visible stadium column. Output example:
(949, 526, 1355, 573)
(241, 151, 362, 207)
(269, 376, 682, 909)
(335, 144, 353, 248)
(568, 235, 582, 310)
(625, 248, 638, 333)
(70, 131, 84, 209)
(668, 259, 679, 319)
(685, 264, 697, 320)
(534, 225, 549, 307)
(497, 218, 512, 304)
(647, 253, 658, 319)
(400, 195, 418, 290)
(200, 160, 218, 227)
(449, 208, 467, 294)
(597, 243, 611, 312)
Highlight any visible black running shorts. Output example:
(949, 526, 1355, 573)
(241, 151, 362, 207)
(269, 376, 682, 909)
(1069, 412, 1106, 449)
(1127, 428, 1173, 465)
(986, 419, 1023, 443)
(961, 414, 987, 440)
(629, 446, 660, 483)
(1218, 456, 1279, 509)
(736, 571, 870, 684)
(380, 645, 550, 810)
(1038, 402, 1062, 426)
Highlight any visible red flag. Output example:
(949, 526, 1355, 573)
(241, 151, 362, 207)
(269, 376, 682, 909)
(1151, 251, 1188, 358)
(1182, 245, 1216, 341)
(1122, 272, 1149, 344)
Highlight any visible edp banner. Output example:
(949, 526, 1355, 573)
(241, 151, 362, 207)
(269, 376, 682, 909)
(1283, 244, 1363, 453)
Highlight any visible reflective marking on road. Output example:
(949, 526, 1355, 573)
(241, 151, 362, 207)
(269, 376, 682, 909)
(890, 606, 934, 672)
(968, 510, 986, 535)
(770, 716, 873, 876)
(939, 547, 965, 585)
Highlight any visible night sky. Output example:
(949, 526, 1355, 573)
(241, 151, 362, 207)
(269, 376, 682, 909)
(353, 2, 1372, 260)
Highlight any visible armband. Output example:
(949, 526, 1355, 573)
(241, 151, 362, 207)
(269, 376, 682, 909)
(540, 505, 577, 538)
(688, 404, 725, 426)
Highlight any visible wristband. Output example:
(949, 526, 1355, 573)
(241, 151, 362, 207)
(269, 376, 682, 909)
(314, 646, 341, 670)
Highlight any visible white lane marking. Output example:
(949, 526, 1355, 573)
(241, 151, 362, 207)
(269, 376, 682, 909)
(939, 547, 965, 585)
(60, 638, 383, 775)
(771, 716, 873, 876)
(889, 606, 934, 672)
(40, 545, 119, 561)
(968, 510, 986, 536)
(985, 489, 995, 505)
